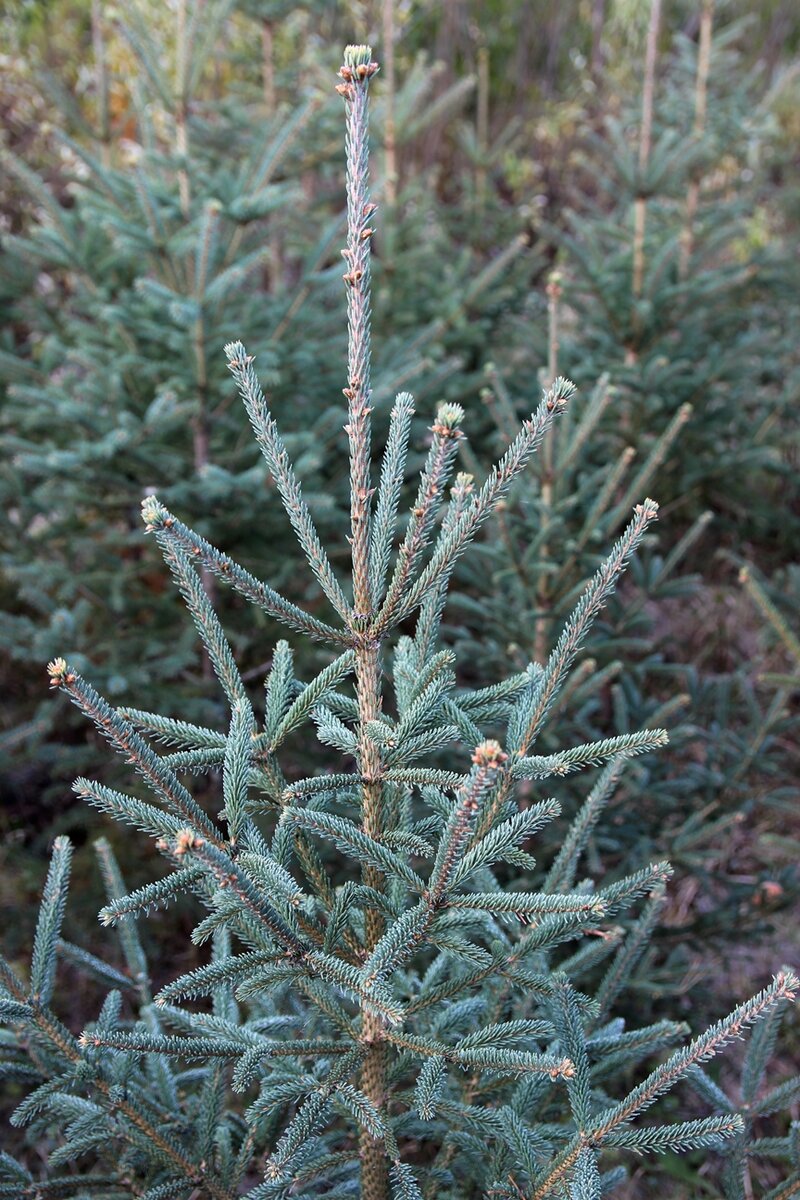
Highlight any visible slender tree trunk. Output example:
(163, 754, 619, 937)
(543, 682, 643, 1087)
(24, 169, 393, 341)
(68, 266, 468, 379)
(91, 0, 111, 168)
(261, 18, 285, 292)
(590, 0, 606, 80)
(356, 640, 388, 1200)
(175, 0, 191, 221)
(383, 0, 397, 209)
(424, 0, 461, 171)
(476, 41, 489, 214)
(632, 0, 661, 305)
(339, 48, 388, 1198)
(177, 0, 214, 675)
(679, 0, 714, 279)
(261, 18, 275, 113)
(544, 4, 569, 97)
(382, 0, 398, 276)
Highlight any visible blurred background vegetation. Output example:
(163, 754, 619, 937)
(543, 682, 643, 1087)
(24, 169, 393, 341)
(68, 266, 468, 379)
(0, 1, 798, 1191)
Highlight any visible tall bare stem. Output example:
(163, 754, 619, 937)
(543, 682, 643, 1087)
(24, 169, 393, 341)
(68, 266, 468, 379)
(476, 40, 489, 212)
(632, 0, 662, 308)
(175, 0, 191, 221)
(679, 0, 714, 279)
(91, 0, 111, 167)
(383, 0, 398, 210)
(337, 46, 388, 1200)
(261, 17, 275, 113)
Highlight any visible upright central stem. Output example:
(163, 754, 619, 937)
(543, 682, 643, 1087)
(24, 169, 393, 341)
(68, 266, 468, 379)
(338, 47, 388, 1200)
(356, 641, 388, 1200)
(342, 54, 377, 620)
(175, 0, 191, 221)
(632, 0, 661, 306)
(679, 0, 714, 279)
(91, 0, 111, 168)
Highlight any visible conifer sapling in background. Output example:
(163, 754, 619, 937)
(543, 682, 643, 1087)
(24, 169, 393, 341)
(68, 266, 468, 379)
(0, 0, 530, 798)
(1, 43, 797, 1200)
(449, 3, 800, 960)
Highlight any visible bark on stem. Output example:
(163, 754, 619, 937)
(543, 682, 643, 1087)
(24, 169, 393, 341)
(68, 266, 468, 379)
(383, 0, 397, 210)
(261, 18, 275, 113)
(476, 42, 489, 212)
(91, 0, 111, 168)
(175, 0, 191, 221)
(340, 49, 379, 621)
(356, 641, 389, 1200)
(679, 0, 714, 279)
(590, 0, 606, 80)
(260, 18, 286, 294)
(632, 0, 662, 305)
(338, 48, 388, 1200)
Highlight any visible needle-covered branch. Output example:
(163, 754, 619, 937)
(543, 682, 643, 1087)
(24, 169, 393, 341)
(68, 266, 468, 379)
(141, 496, 349, 645)
(375, 377, 575, 635)
(225, 342, 351, 621)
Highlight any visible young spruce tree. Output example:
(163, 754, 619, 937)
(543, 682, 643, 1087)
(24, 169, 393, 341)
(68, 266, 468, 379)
(1, 45, 797, 1200)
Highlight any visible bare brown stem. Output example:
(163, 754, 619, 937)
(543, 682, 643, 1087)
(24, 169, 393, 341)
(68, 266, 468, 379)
(175, 0, 191, 221)
(339, 48, 379, 621)
(632, 0, 662, 304)
(590, 0, 606, 79)
(261, 18, 275, 113)
(91, 0, 111, 167)
(339, 47, 388, 1200)
(679, 0, 714, 279)
(383, 0, 397, 210)
(356, 641, 389, 1200)
(476, 42, 489, 211)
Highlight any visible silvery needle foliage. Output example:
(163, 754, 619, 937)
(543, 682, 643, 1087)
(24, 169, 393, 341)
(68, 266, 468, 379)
(2, 45, 797, 1200)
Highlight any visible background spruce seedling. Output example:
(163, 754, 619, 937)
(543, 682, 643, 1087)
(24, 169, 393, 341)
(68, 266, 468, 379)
(1, 43, 797, 1200)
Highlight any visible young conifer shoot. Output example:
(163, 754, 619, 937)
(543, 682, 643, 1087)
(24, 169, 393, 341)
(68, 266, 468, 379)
(2, 44, 797, 1200)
